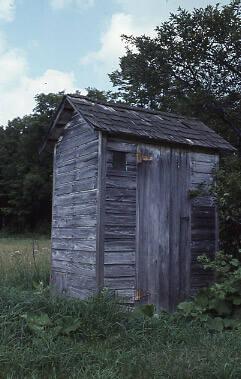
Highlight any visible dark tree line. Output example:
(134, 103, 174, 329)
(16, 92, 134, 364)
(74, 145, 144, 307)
(109, 0, 241, 146)
(0, 1, 240, 247)
(0, 93, 62, 232)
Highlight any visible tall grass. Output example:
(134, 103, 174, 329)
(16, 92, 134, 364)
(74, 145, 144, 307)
(1, 237, 241, 378)
(1, 285, 241, 378)
(0, 237, 50, 288)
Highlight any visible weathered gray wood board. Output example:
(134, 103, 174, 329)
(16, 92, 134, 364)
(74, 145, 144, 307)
(51, 112, 99, 298)
(101, 138, 218, 308)
(136, 145, 191, 311)
(169, 149, 191, 309)
(103, 139, 137, 303)
(190, 152, 219, 295)
(96, 132, 107, 290)
(51, 123, 219, 308)
(47, 95, 232, 311)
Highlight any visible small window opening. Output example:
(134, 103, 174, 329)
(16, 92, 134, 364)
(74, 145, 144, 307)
(112, 151, 127, 171)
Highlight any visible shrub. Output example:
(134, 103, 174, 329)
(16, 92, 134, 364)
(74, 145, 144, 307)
(213, 155, 241, 254)
(178, 251, 241, 330)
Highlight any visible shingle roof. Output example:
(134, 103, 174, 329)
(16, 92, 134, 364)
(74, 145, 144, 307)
(42, 95, 235, 153)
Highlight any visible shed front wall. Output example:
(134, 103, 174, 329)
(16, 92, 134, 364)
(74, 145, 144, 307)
(103, 139, 137, 303)
(102, 137, 219, 309)
(136, 145, 191, 311)
(51, 112, 99, 298)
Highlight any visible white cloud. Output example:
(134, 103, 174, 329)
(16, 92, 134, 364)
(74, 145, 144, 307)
(115, 0, 170, 24)
(0, 49, 26, 85)
(81, 13, 138, 69)
(80, 0, 230, 89)
(0, 33, 79, 125)
(0, 30, 6, 52)
(50, 0, 94, 10)
(116, 0, 230, 21)
(0, 69, 77, 125)
(0, 0, 15, 22)
(80, 3, 158, 85)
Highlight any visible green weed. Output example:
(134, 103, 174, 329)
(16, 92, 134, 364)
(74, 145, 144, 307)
(1, 238, 241, 378)
(0, 237, 50, 288)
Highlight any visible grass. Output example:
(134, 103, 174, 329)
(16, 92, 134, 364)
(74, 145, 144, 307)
(1, 238, 241, 378)
(0, 237, 50, 289)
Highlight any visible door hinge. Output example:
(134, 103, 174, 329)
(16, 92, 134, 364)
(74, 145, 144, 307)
(135, 289, 150, 301)
(136, 152, 153, 163)
(135, 289, 142, 301)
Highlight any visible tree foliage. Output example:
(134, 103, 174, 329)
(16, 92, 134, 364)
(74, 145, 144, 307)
(110, 0, 241, 146)
(0, 1, 240, 240)
(214, 155, 241, 253)
(109, 0, 241, 251)
(85, 87, 115, 103)
(0, 93, 62, 232)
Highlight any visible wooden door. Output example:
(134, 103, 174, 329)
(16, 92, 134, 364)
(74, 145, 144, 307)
(136, 144, 191, 311)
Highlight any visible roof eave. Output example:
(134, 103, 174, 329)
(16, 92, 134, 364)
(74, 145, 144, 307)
(39, 95, 75, 154)
(40, 94, 236, 155)
(102, 130, 236, 154)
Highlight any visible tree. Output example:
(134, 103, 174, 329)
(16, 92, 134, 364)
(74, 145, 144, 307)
(0, 93, 62, 232)
(108, 1, 241, 252)
(109, 1, 241, 147)
(214, 156, 241, 254)
(86, 87, 119, 103)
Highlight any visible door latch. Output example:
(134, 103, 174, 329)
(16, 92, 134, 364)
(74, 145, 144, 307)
(136, 152, 153, 163)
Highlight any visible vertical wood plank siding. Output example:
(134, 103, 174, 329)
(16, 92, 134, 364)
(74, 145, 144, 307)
(136, 145, 191, 310)
(137, 145, 171, 310)
(96, 132, 107, 290)
(51, 112, 99, 298)
(101, 139, 219, 308)
(103, 139, 137, 303)
(190, 152, 219, 295)
(51, 117, 219, 308)
(169, 149, 191, 310)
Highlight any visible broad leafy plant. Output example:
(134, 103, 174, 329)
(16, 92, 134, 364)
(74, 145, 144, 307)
(178, 251, 241, 330)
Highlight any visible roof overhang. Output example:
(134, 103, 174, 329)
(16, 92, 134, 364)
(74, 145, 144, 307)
(40, 95, 236, 155)
(39, 95, 76, 154)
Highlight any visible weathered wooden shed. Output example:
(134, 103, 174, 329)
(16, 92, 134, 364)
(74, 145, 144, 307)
(43, 95, 234, 310)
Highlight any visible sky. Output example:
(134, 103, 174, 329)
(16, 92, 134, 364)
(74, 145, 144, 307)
(0, 0, 230, 125)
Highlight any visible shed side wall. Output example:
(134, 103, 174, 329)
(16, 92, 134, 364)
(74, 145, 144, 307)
(190, 152, 219, 294)
(51, 112, 99, 298)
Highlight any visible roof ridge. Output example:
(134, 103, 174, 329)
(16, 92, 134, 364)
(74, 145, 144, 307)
(66, 94, 198, 122)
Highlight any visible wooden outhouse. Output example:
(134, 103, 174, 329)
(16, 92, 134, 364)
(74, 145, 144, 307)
(42, 95, 234, 310)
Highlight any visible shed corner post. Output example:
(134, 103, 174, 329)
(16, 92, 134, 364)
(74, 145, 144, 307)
(96, 131, 107, 292)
